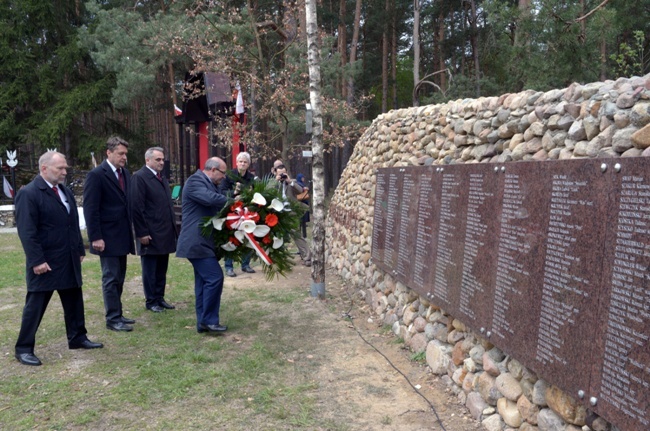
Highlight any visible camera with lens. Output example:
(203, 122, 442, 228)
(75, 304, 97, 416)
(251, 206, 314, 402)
(280, 173, 288, 181)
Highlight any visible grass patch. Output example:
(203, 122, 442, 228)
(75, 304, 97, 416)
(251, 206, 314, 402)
(0, 231, 342, 430)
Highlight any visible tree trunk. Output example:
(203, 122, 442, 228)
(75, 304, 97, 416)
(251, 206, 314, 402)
(306, 0, 326, 297)
(469, 0, 480, 96)
(381, 0, 389, 113)
(391, 12, 398, 109)
(346, 0, 362, 106)
(412, 0, 420, 106)
(338, 0, 347, 98)
(437, 12, 446, 89)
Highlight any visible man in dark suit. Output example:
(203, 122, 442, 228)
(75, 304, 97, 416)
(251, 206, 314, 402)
(83, 136, 136, 332)
(130, 147, 177, 313)
(176, 157, 229, 333)
(15, 151, 103, 366)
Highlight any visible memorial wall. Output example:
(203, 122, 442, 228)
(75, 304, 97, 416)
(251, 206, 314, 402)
(371, 158, 650, 430)
(325, 73, 650, 430)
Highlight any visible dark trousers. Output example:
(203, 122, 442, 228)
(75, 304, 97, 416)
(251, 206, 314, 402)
(141, 254, 170, 308)
(15, 288, 88, 354)
(188, 257, 224, 329)
(100, 255, 127, 325)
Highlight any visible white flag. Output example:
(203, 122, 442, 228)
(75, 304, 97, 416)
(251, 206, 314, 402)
(235, 83, 245, 115)
(174, 104, 183, 116)
(3, 176, 14, 198)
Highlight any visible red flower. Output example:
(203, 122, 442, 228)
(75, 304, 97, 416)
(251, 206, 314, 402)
(262, 235, 272, 245)
(265, 213, 279, 227)
(249, 211, 260, 223)
(229, 236, 241, 246)
(230, 201, 244, 211)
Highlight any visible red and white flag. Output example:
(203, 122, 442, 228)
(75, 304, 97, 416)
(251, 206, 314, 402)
(235, 83, 245, 115)
(3, 176, 14, 199)
(174, 104, 183, 116)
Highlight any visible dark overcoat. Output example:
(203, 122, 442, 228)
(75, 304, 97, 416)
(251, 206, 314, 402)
(175, 170, 227, 259)
(15, 175, 85, 292)
(129, 166, 177, 255)
(83, 160, 135, 256)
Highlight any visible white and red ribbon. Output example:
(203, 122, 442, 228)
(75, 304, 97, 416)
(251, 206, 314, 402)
(225, 206, 273, 265)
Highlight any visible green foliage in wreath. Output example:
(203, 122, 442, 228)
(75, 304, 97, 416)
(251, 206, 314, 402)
(201, 177, 305, 280)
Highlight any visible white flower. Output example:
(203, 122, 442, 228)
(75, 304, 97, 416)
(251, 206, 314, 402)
(253, 225, 270, 237)
(272, 236, 284, 249)
(212, 217, 226, 230)
(240, 220, 257, 233)
(269, 198, 285, 212)
(234, 231, 245, 243)
(251, 192, 267, 206)
(221, 242, 237, 251)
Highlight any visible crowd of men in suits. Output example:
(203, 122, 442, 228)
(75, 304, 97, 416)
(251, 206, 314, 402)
(13, 138, 310, 366)
(14, 138, 195, 366)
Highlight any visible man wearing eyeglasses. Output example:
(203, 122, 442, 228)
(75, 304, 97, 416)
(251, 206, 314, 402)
(176, 157, 230, 333)
(130, 147, 178, 313)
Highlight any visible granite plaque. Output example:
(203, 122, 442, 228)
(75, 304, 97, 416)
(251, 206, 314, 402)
(409, 167, 438, 297)
(383, 170, 403, 271)
(371, 170, 388, 267)
(431, 167, 467, 310)
(487, 162, 548, 365)
(395, 168, 419, 286)
(456, 165, 501, 332)
(529, 160, 609, 399)
(370, 159, 650, 431)
(589, 158, 650, 430)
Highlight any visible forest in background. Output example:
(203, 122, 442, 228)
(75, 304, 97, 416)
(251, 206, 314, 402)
(0, 0, 648, 185)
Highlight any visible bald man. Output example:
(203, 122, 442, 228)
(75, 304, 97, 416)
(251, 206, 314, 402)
(176, 158, 229, 333)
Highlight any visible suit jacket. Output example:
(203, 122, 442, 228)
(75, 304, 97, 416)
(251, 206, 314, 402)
(175, 170, 227, 259)
(83, 160, 135, 256)
(129, 166, 177, 255)
(15, 175, 85, 292)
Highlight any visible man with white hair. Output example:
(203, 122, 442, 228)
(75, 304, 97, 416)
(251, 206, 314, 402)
(14, 151, 103, 366)
(219, 151, 257, 276)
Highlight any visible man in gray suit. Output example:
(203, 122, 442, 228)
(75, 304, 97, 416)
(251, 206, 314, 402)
(15, 151, 103, 366)
(176, 157, 229, 333)
(130, 147, 178, 313)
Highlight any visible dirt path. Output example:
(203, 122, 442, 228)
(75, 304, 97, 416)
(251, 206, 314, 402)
(226, 265, 485, 431)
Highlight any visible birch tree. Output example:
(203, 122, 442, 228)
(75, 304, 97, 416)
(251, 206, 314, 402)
(306, 0, 326, 298)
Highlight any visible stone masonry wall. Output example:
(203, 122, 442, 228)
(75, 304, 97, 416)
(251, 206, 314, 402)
(325, 74, 650, 431)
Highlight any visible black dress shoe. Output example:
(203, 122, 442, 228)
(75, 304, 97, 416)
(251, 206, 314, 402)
(225, 269, 237, 277)
(146, 305, 165, 313)
(106, 321, 133, 332)
(241, 266, 256, 273)
(70, 339, 104, 349)
(159, 300, 175, 310)
(121, 316, 136, 324)
(199, 323, 228, 333)
(15, 352, 42, 366)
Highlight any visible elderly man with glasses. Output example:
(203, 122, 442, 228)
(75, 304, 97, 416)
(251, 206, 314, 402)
(176, 157, 230, 333)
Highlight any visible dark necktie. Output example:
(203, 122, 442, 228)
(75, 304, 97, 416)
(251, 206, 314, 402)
(117, 168, 125, 191)
(156, 172, 163, 182)
(52, 185, 61, 200)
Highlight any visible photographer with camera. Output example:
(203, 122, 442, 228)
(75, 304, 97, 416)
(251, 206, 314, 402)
(270, 160, 311, 266)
